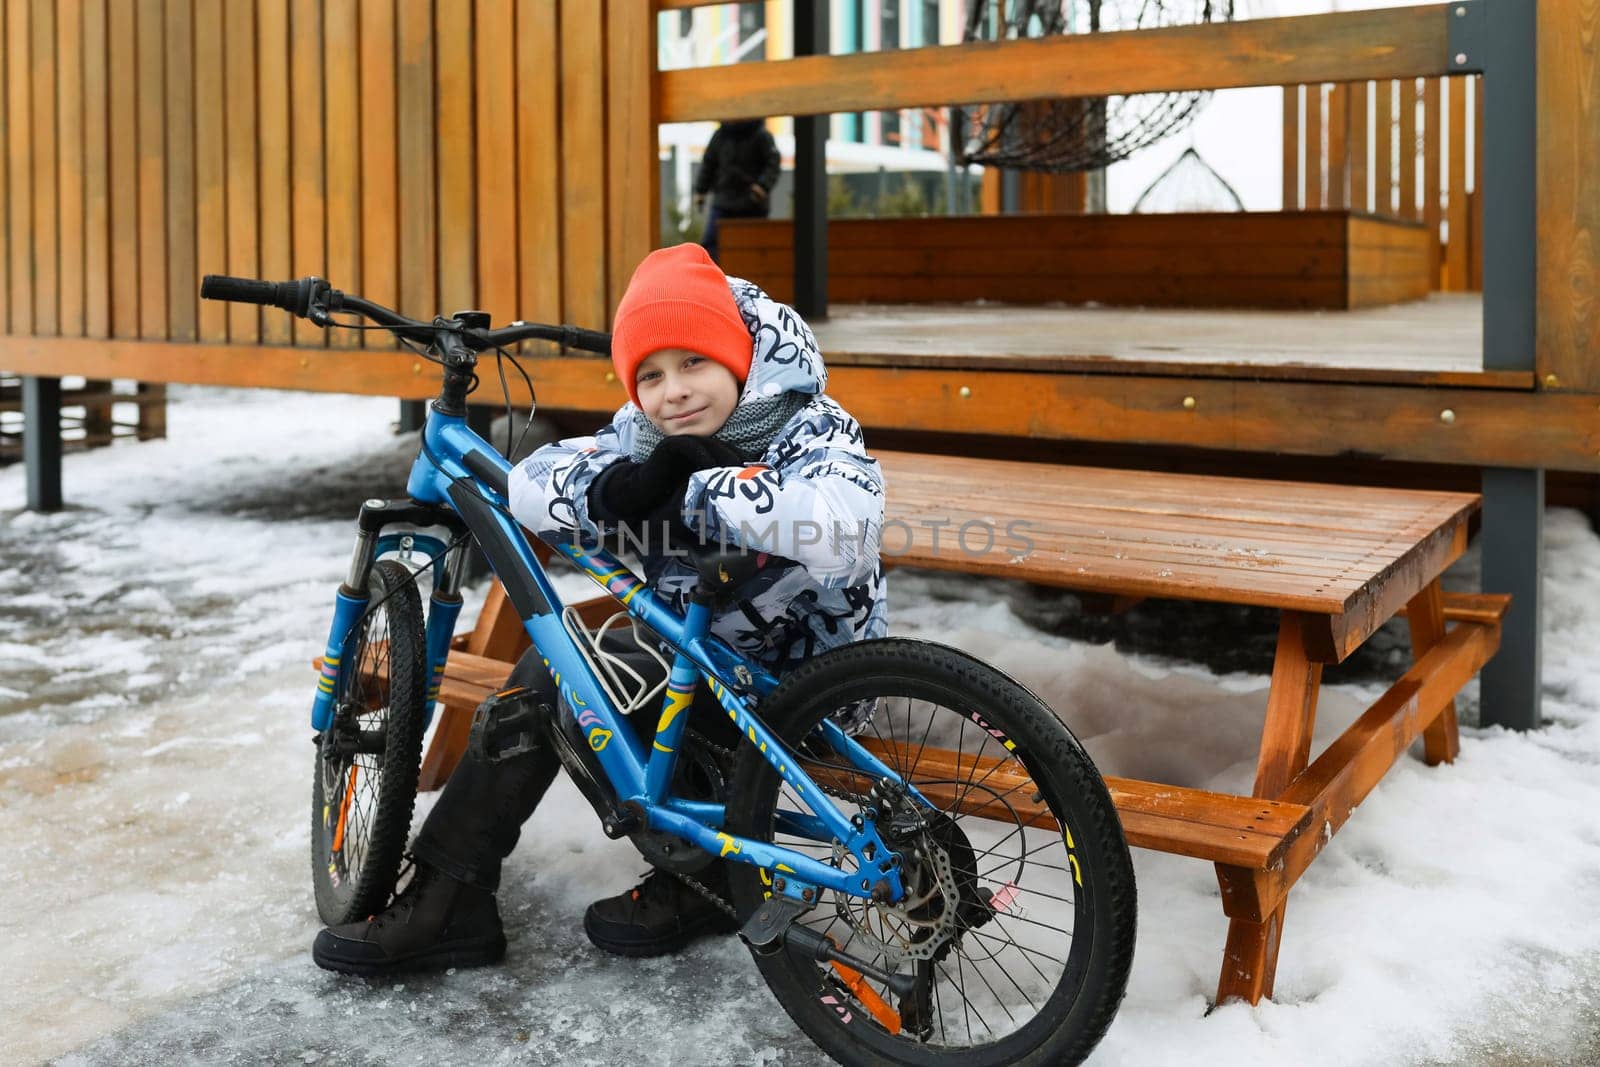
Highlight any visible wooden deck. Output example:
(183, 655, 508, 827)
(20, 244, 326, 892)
(810, 292, 1513, 388)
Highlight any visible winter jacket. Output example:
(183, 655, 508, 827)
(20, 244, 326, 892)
(694, 120, 782, 216)
(508, 276, 888, 686)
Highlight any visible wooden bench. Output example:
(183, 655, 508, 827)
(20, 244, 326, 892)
(407, 450, 1504, 1006)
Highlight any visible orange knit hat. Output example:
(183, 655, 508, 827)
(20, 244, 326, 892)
(610, 244, 752, 405)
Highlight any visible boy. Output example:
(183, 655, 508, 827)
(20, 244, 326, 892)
(313, 243, 886, 976)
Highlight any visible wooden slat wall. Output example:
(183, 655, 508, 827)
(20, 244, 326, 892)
(1286, 75, 1483, 292)
(0, 0, 653, 363)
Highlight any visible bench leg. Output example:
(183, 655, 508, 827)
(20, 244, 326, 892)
(418, 703, 477, 792)
(1407, 579, 1460, 764)
(418, 581, 531, 792)
(1215, 611, 1321, 1005)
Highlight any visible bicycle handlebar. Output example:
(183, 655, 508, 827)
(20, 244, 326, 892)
(199, 273, 612, 356)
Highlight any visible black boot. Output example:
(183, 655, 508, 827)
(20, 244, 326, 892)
(313, 862, 506, 976)
(582, 865, 738, 957)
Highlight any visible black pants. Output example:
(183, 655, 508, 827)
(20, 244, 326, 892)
(411, 630, 732, 893)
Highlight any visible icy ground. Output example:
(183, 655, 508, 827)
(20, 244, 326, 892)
(3, 387, 1599, 1066)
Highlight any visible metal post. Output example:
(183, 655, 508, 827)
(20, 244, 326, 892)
(1000, 169, 1021, 213)
(23, 376, 63, 512)
(1480, 468, 1542, 731)
(1473, 0, 1541, 730)
(793, 0, 828, 320)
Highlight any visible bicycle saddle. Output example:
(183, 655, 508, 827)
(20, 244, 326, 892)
(688, 545, 768, 593)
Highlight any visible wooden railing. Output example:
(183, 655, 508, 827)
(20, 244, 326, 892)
(1284, 76, 1484, 292)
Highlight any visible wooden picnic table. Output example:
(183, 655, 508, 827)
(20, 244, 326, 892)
(412, 450, 1505, 1006)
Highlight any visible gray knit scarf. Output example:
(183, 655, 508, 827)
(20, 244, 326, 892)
(629, 391, 812, 463)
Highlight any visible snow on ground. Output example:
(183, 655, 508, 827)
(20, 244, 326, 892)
(2, 386, 1598, 1066)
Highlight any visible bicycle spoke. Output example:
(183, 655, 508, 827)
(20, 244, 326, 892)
(959, 926, 1069, 968)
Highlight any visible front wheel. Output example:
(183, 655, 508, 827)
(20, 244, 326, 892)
(724, 638, 1136, 1067)
(311, 559, 428, 926)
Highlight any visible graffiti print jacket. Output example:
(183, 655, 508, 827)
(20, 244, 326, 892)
(508, 276, 888, 687)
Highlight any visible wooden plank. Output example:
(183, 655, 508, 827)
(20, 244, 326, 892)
(164, 0, 198, 343)
(727, 243, 1353, 281)
(357, 0, 397, 348)
(396, 0, 435, 328)
(323, 0, 359, 348)
(56, 0, 84, 337)
(30, 0, 57, 334)
(560, 0, 608, 329)
(109, 0, 140, 338)
(1304, 83, 1323, 210)
(660, 7, 1456, 123)
(1444, 75, 1468, 291)
(194, 0, 226, 343)
(1423, 77, 1442, 288)
(1469, 76, 1483, 292)
(1326, 83, 1348, 210)
(1395, 590, 1510, 626)
(135, 0, 166, 339)
(473, 0, 517, 324)
(516, 0, 561, 328)
(773, 273, 1352, 311)
(605, 0, 657, 316)
(1373, 78, 1393, 216)
(1282, 85, 1299, 210)
(721, 211, 1358, 252)
(8, 338, 1599, 472)
(1348, 80, 1368, 213)
(435, 0, 474, 319)
(255, 0, 291, 345)
(223, 0, 259, 343)
(1399, 77, 1418, 220)
(8, 0, 33, 336)
(290, 0, 325, 346)
(980, 167, 1000, 215)
(81, 0, 107, 338)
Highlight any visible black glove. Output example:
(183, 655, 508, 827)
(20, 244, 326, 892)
(588, 436, 744, 524)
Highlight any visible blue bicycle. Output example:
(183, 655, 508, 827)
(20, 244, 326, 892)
(200, 274, 1135, 1066)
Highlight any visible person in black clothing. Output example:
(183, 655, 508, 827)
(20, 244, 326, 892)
(694, 119, 781, 264)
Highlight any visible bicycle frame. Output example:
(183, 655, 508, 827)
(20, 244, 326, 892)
(315, 402, 912, 907)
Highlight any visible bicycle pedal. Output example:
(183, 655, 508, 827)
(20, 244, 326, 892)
(467, 687, 545, 763)
(738, 894, 812, 955)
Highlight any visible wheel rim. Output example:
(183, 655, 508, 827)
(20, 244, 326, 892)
(321, 603, 397, 899)
(764, 691, 1094, 1053)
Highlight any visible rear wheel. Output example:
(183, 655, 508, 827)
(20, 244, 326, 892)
(311, 559, 427, 926)
(725, 638, 1136, 1066)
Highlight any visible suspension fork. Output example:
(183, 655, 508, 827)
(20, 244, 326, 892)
(310, 497, 468, 732)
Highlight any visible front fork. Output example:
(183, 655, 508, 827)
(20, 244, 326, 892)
(311, 498, 471, 733)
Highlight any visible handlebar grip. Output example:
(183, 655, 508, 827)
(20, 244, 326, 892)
(200, 274, 326, 318)
(562, 327, 612, 355)
(200, 275, 278, 305)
